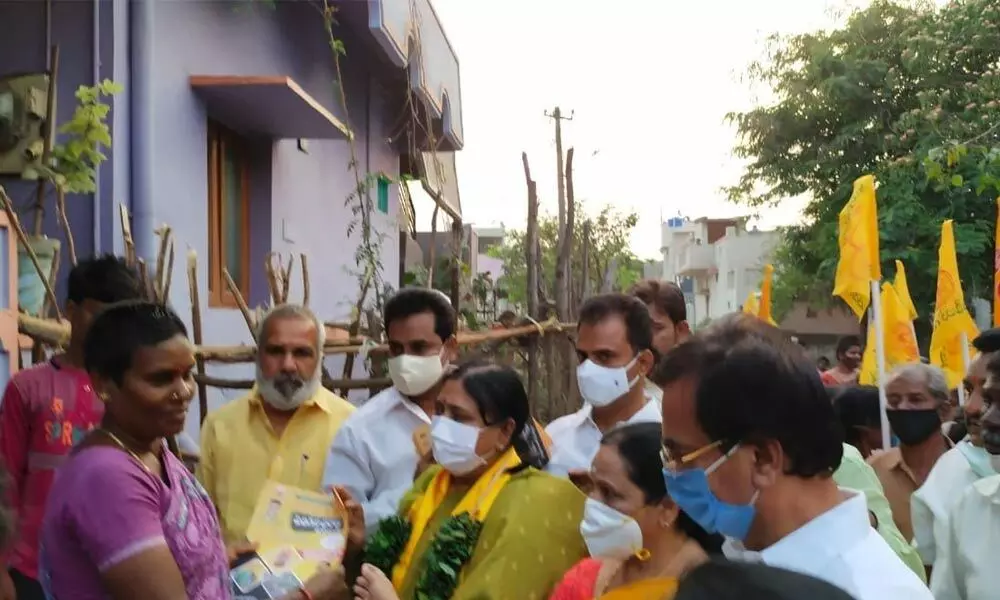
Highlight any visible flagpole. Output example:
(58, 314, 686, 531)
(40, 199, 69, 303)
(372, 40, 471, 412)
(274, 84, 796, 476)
(871, 279, 891, 450)
(959, 331, 971, 407)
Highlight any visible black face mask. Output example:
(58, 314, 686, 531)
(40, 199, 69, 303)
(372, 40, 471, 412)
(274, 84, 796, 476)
(886, 409, 942, 446)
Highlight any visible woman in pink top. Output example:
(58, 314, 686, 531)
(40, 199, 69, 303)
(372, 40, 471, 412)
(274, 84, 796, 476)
(39, 301, 347, 600)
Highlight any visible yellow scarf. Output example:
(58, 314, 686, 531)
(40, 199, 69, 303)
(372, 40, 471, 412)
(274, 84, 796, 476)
(600, 578, 679, 599)
(391, 447, 521, 590)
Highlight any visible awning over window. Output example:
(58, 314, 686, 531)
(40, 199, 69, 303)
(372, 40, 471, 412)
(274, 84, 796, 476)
(189, 76, 351, 140)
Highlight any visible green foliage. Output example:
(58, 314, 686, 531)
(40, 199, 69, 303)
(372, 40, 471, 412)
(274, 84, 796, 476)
(727, 0, 1000, 328)
(488, 201, 641, 310)
(364, 515, 412, 576)
(24, 80, 122, 195)
(414, 513, 483, 600)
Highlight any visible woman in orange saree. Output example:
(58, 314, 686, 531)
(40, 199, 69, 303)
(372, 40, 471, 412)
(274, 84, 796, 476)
(550, 423, 723, 600)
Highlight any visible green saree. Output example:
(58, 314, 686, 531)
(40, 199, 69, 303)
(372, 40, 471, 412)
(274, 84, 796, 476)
(394, 465, 588, 600)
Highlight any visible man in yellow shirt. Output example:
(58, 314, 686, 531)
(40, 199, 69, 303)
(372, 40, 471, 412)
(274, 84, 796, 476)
(197, 304, 355, 544)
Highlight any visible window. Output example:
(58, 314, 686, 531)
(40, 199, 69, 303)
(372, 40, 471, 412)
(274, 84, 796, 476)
(207, 121, 250, 308)
(376, 176, 390, 214)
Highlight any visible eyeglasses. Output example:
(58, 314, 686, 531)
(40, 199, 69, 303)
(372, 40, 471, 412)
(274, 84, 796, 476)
(661, 439, 723, 471)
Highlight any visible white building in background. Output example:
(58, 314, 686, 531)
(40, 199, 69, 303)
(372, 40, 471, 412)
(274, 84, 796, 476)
(659, 216, 777, 327)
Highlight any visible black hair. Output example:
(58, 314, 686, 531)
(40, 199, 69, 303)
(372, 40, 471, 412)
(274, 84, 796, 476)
(629, 279, 686, 324)
(383, 287, 456, 342)
(84, 301, 189, 385)
(835, 335, 862, 359)
(66, 254, 143, 304)
(974, 328, 1000, 353)
(578, 293, 653, 353)
(832, 386, 882, 448)
(654, 313, 843, 478)
(601, 423, 723, 554)
(675, 559, 855, 600)
(442, 359, 548, 471)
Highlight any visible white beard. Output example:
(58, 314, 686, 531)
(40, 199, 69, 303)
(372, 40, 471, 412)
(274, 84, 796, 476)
(256, 363, 322, 411)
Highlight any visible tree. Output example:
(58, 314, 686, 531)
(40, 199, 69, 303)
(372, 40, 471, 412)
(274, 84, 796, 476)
(488, 201, 641, 312)
(727, 0, 1000, 344)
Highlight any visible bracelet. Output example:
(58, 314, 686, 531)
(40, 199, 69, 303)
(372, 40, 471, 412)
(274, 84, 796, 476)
(299, 587, 314, 600)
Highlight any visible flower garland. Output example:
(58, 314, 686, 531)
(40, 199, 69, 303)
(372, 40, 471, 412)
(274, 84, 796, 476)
(364, 512, 483, 600)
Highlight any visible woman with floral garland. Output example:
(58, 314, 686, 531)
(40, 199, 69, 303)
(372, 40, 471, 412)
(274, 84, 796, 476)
(548, 422, 723, 599)
(348, 360, 587, 600)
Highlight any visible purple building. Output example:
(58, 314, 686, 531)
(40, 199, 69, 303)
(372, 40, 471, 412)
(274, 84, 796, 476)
(0, 0, 463, 439)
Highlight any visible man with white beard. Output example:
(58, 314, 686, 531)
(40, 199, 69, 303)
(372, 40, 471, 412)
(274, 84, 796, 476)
(197, 304, 355, 545)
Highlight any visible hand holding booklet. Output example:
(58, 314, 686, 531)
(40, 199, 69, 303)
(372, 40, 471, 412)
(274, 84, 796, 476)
(229, 481, 348, 599)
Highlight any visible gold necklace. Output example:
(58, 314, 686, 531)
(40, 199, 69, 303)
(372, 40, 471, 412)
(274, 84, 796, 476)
(100, 428, 153, 474)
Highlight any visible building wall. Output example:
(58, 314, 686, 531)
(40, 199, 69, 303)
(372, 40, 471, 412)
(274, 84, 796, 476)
(708, 229, 777, 317)
(0, 2, 406, 438)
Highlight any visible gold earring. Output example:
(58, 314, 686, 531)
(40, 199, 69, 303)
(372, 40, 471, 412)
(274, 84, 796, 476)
(99, 392, 110, 403)
(634, 548, 652, 561)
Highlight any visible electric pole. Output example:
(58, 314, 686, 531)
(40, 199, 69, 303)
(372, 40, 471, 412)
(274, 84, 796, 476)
(544, 107, 574, 231)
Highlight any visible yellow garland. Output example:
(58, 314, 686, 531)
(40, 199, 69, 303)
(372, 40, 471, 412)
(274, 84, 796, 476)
(391, 447, 521, 590)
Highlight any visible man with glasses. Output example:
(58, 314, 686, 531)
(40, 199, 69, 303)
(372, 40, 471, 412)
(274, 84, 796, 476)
(654, 313, 930, 599)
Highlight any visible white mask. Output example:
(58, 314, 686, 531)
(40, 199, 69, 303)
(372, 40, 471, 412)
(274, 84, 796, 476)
(576, 357, 640, 408)
(430, 416, 487, 476)
(579, 498, 644, 560)
(388, 351, 445, 397)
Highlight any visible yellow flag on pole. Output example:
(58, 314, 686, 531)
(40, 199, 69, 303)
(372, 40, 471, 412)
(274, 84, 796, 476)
(757, 264, 778, 327)
(743, 291, 760, 317)
(859, 283, 920, 385)
(833, 175, 882, 319)
(893, 260, 918, 321)
(994, 197, 1000, 327)
(930, 220, 980, 388)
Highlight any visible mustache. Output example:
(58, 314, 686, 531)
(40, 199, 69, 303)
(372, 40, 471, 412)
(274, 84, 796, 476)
(270, 373, 306, 398)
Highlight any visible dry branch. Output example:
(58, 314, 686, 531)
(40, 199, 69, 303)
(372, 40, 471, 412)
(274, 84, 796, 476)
(0, 186, 63, 320)
(187, 250, 209, 423)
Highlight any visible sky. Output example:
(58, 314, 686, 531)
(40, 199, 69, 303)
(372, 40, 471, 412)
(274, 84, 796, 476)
(406, 0, 883, 260)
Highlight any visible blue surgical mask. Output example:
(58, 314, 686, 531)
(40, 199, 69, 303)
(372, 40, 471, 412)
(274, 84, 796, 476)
(958, 440, 997, 479)
(662, 444, 759, 541)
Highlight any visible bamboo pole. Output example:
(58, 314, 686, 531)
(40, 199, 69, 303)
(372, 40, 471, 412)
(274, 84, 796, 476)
(195, 373, 391, 391)
(19, 312, 572, 362)
(187, 250, 209, 424)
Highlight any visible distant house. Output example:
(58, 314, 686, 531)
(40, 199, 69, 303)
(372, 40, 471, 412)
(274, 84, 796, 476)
(0, 0, 464, 437)
(660, 216, 777, 326)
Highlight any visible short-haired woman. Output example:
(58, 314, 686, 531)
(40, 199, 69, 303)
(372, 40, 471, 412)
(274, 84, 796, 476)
(39, 301, 346, 600)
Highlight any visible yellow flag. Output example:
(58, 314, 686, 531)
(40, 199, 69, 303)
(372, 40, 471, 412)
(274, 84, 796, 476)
(757, 264, 778, 326)
(743, 291, 760, 317)
(833, 175, 882, 319)
(994, 197, 1000, 327)
(929, 220, 980, 388)
(859, 283, 921, 385)
(893, 260, 918, 321)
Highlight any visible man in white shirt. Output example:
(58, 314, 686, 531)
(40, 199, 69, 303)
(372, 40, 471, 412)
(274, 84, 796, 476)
(929, 348, 1000, 600)
(657, 314, 931, 599)
(322, 288, 457, 536)
(545, 293, 659, 476)
(629, 279, 690, 405)
(911, 328, 1000, 581)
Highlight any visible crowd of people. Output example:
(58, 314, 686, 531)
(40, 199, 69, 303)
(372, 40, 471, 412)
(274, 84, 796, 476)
(0, 254, 994, 598)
